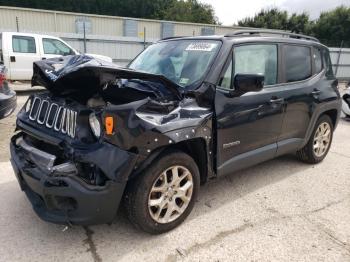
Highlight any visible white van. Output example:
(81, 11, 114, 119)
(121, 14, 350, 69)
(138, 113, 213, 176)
(0, 32, 112, 81)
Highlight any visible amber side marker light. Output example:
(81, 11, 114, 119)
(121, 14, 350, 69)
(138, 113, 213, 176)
(105, 116, 114, 135)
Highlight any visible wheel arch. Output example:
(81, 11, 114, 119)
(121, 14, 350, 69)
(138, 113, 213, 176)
(172, 138, 209, 185)
(302, 101, 341, 148)
(130, 138, 210, 185)
(321, 109, 338, 128)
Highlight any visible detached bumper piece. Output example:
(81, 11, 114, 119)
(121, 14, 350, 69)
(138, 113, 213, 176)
(0, 91, 16, 119)
(10, 135, 136, 226)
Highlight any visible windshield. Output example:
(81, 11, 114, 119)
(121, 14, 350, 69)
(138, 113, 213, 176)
(129, 40, 221, 89)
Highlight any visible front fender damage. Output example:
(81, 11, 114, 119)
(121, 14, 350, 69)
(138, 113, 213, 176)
(103, 96, 215, 179)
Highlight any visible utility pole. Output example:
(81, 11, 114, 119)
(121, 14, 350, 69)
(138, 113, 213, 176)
(143, 27, 146, 50)
(83, 21, 87, 53)
(335, 40, 344, 77)
(16, 17, 19, 32)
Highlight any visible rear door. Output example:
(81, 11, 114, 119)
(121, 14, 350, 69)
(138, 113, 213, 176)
(276, 44, 322, 155)
(8, 34, 41, 80)
(215, 43, 285, 176)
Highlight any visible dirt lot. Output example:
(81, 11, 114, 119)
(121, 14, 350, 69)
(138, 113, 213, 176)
(0, 94, 28, 162)
(0, 90, 349, 261)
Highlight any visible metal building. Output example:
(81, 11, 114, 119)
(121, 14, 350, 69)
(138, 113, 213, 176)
(0, 5, 349, 80)
(0, 6, 246, 66)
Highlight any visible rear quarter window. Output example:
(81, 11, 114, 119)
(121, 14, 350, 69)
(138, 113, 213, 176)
(12, 35, 36, 53)
(314, 47, 323, 74)
(284, 45, 311, 82)
(322, 49, 335, 78)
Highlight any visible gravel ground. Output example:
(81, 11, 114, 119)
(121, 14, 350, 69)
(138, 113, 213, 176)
(0, 87, 349, 261)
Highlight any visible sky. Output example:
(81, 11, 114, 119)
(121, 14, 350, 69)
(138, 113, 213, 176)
(200, 0, 350, 25)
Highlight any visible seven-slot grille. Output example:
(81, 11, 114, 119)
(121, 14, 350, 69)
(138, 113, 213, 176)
(28, 96, 77, 138)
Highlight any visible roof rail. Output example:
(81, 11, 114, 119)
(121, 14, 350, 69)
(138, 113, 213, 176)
(224, 29, 319, 42)
(160, 36, 186, 41)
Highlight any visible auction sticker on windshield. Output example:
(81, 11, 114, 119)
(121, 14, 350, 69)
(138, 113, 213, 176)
(186, 42, 218, 52)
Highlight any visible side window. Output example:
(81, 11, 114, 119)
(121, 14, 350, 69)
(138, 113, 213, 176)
(219, 58, 233, 89)
(314, 48, 323, 74)
(284, 45, 311, 82)
(12, 36, 36, 53)
(234, 44, 278, 86)
(43, 38, 73, 55)
(322, 49, 334, 78)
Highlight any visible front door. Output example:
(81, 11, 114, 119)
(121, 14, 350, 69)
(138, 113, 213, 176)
(215, 44, 285, 176)
(40, 37, 76, 60)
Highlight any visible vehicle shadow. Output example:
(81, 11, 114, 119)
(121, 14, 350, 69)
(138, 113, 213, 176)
(0, 153, 314, 260)
(92, 154, 314, 233)
(112, 153, 313, 227)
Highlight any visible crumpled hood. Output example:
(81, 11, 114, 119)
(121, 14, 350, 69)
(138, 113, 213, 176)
(31, 55, 182, 100)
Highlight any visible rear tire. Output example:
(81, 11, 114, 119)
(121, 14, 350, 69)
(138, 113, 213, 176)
(297, 115, 333, 164)
(124, 150, 200, 234)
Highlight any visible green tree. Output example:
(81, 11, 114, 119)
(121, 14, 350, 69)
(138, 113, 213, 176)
(236, 7, 350, 47)
(158, 0, 218, 24)
(287, 12, 313, 34)
(312, 6, 350, 47)
(0, 0, 219, 24)
(238, 8, 289, 30)
(237, 8, 314, 34)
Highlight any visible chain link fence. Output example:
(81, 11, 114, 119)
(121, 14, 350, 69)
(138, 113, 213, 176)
(319, 39, 350, 48)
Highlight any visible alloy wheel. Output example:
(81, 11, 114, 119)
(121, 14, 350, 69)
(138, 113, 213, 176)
(313, 122, 331, 157)
(148, 165, 194, 224)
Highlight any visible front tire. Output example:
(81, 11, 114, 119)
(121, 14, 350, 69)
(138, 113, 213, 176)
(124, 150, 200, 234)
(297, 115, 334, 164)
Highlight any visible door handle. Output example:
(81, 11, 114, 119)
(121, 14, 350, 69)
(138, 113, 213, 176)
(269, 97, 284, 104)
(10, 56, 16, 62)
(311, 89, 321, 96)
(42, 57, 46, 60)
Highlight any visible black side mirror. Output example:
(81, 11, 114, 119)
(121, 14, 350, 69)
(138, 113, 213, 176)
(233, 74, 264, 95)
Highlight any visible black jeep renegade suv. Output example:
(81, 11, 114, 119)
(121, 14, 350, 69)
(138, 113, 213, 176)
(10, 30, 341, 234)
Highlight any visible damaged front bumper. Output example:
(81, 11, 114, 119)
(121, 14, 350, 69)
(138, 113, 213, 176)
(10, 133, 137, 226)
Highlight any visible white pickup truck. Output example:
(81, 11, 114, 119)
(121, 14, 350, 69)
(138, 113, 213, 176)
(0, 32, 112, 81)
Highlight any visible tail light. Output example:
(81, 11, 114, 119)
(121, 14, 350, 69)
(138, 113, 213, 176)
(0, 73, 5, 88)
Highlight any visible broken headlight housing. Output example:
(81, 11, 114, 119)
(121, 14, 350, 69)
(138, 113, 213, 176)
(89, 113, 101, 138)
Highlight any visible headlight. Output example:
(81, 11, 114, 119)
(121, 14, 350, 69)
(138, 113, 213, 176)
(89, 113, 101, 138)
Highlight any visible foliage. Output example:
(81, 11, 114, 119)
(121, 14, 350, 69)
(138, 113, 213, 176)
(312, 6, 350, 47)
(1, 1, 349, 46)
(237, 6, 350, 47)
(0, 0, 219, 24)
(238, 8, 289, 30)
